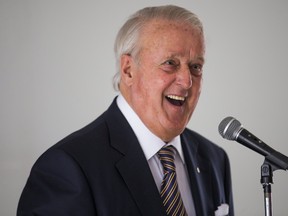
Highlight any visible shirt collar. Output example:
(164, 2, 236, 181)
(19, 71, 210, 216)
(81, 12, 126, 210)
(116, 94, 186, 164)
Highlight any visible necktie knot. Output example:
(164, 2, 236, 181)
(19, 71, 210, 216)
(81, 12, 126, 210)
(158, 146, 176, 174)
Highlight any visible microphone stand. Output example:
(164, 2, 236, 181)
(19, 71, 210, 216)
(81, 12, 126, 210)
(260, 161, 273, 216)
(259, 149, 288, 216)
(260, 158, 287, 216)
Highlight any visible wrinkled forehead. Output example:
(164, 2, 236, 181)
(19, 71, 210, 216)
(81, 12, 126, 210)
(141, 19, 203, 37)
(138, 19, 205, 54)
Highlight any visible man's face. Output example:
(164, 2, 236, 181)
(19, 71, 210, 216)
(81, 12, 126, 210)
(120, 19, 205, 142)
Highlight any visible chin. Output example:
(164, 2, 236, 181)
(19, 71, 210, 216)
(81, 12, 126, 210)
(167, 127, 185, 138)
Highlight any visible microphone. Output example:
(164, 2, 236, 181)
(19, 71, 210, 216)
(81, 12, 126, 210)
(218, 116, 288, 170)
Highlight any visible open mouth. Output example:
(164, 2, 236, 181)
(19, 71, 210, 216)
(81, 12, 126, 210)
(165, 95, 186, 106)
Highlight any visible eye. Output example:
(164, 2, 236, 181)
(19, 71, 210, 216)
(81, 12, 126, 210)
(161, 59, 179, 72)
(163, 59, 177, 66)
(190, 64, 203, 76)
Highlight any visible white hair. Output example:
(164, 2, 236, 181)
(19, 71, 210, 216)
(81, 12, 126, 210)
(113, 5, 204, 91)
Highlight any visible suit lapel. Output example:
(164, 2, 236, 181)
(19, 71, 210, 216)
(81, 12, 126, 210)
(106, 99, 166, 216)
(181, 131, 215, 216)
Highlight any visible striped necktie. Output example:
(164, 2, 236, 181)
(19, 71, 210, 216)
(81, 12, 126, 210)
(158, 146, 188, 216)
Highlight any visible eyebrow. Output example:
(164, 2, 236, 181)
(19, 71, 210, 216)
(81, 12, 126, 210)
(165, 53, 205, 62)
(163, 53, 205, 66)
(196, 56, 205, 64)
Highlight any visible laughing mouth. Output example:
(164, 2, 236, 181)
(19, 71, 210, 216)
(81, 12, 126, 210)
(165, 95, 186, 106)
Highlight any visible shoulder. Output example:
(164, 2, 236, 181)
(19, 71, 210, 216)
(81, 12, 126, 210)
(50, 98, 120, 157)
(46, 112, 107, 156)
(36, 98, 126, 171)
(182, 128, 229, 161)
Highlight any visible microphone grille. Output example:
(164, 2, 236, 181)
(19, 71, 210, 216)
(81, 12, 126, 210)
(218, 116, 242, 140)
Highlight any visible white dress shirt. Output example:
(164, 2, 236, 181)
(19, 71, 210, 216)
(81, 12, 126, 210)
(117, 94, 196, 216)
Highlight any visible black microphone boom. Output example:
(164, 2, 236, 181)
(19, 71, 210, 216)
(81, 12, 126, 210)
(218, 116, 288, 170)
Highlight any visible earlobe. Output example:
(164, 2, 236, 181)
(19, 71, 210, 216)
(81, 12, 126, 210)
(120, 54, 134, 86)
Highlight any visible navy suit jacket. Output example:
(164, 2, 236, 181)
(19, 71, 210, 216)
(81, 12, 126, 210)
(17, 98, 234, 216)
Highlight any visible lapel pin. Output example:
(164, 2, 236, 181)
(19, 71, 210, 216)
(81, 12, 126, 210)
(197, 167, 200, 173)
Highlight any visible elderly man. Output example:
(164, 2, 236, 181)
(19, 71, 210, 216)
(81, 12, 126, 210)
(18, 5, 234, 216)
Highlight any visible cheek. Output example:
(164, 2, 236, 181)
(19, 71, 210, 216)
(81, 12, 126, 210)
(142, 74, 166, 94)
(132, 74, 153, 102)
(192, 76, 203, 92)
(187, 77, 202, 106)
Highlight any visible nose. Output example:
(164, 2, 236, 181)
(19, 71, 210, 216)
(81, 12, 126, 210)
(176, 67, 192, 89)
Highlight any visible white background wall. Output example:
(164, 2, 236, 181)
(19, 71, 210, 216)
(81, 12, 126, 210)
(1, 1, 288, 215)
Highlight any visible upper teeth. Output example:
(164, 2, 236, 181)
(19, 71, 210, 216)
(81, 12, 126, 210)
(167, 95, 185, 101)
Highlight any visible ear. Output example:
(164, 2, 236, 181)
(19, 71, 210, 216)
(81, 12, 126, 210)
(120, 54, 134, 86)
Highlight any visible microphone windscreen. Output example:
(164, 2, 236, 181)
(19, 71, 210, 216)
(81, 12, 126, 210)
(218, 116, 242, 140)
